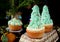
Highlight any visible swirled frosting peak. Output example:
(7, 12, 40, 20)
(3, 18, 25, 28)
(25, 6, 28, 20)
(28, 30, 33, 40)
(8, 18, 23, 26)
(41, 5, 53, 25)
(27, 5, 43, 29)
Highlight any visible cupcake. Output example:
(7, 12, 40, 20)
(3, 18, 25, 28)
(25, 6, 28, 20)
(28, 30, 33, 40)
(41, 5, 53, 32)
(8, 18, 23, 31)
(44, 19, 53, 32)
(26, 5, 45, 39)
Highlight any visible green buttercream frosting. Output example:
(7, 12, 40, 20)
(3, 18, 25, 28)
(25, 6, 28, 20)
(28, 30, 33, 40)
(41, 5, 53, 25)
(8, 18, 23, 26)
(28, 5, 43, 28)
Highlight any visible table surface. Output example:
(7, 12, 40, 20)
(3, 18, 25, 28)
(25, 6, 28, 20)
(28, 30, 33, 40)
(19, 30, 59, 42)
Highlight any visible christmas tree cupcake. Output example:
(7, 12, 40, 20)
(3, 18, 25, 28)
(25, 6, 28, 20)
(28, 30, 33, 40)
(8, 16, 23, 31)
(8, 11, 23, 31)
(41, 5, 53, 32)
(26, 5, 45, 38)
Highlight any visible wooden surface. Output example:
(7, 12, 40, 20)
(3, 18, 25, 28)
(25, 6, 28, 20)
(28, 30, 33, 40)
(19, 30, 59, 42)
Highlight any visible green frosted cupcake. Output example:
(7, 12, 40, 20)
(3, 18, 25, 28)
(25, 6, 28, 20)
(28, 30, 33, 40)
(8, 18, 23, 31)
(26, 5, 45, 38)
(41, 5, 53, 32)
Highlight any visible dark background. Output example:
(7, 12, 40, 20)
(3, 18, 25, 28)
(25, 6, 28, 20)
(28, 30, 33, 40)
(47, 0, 60, 26)
(0, 0, 60, 26)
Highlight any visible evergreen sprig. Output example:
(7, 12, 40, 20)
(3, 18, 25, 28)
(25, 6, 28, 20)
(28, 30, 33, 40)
(6, 0, 41, 16)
